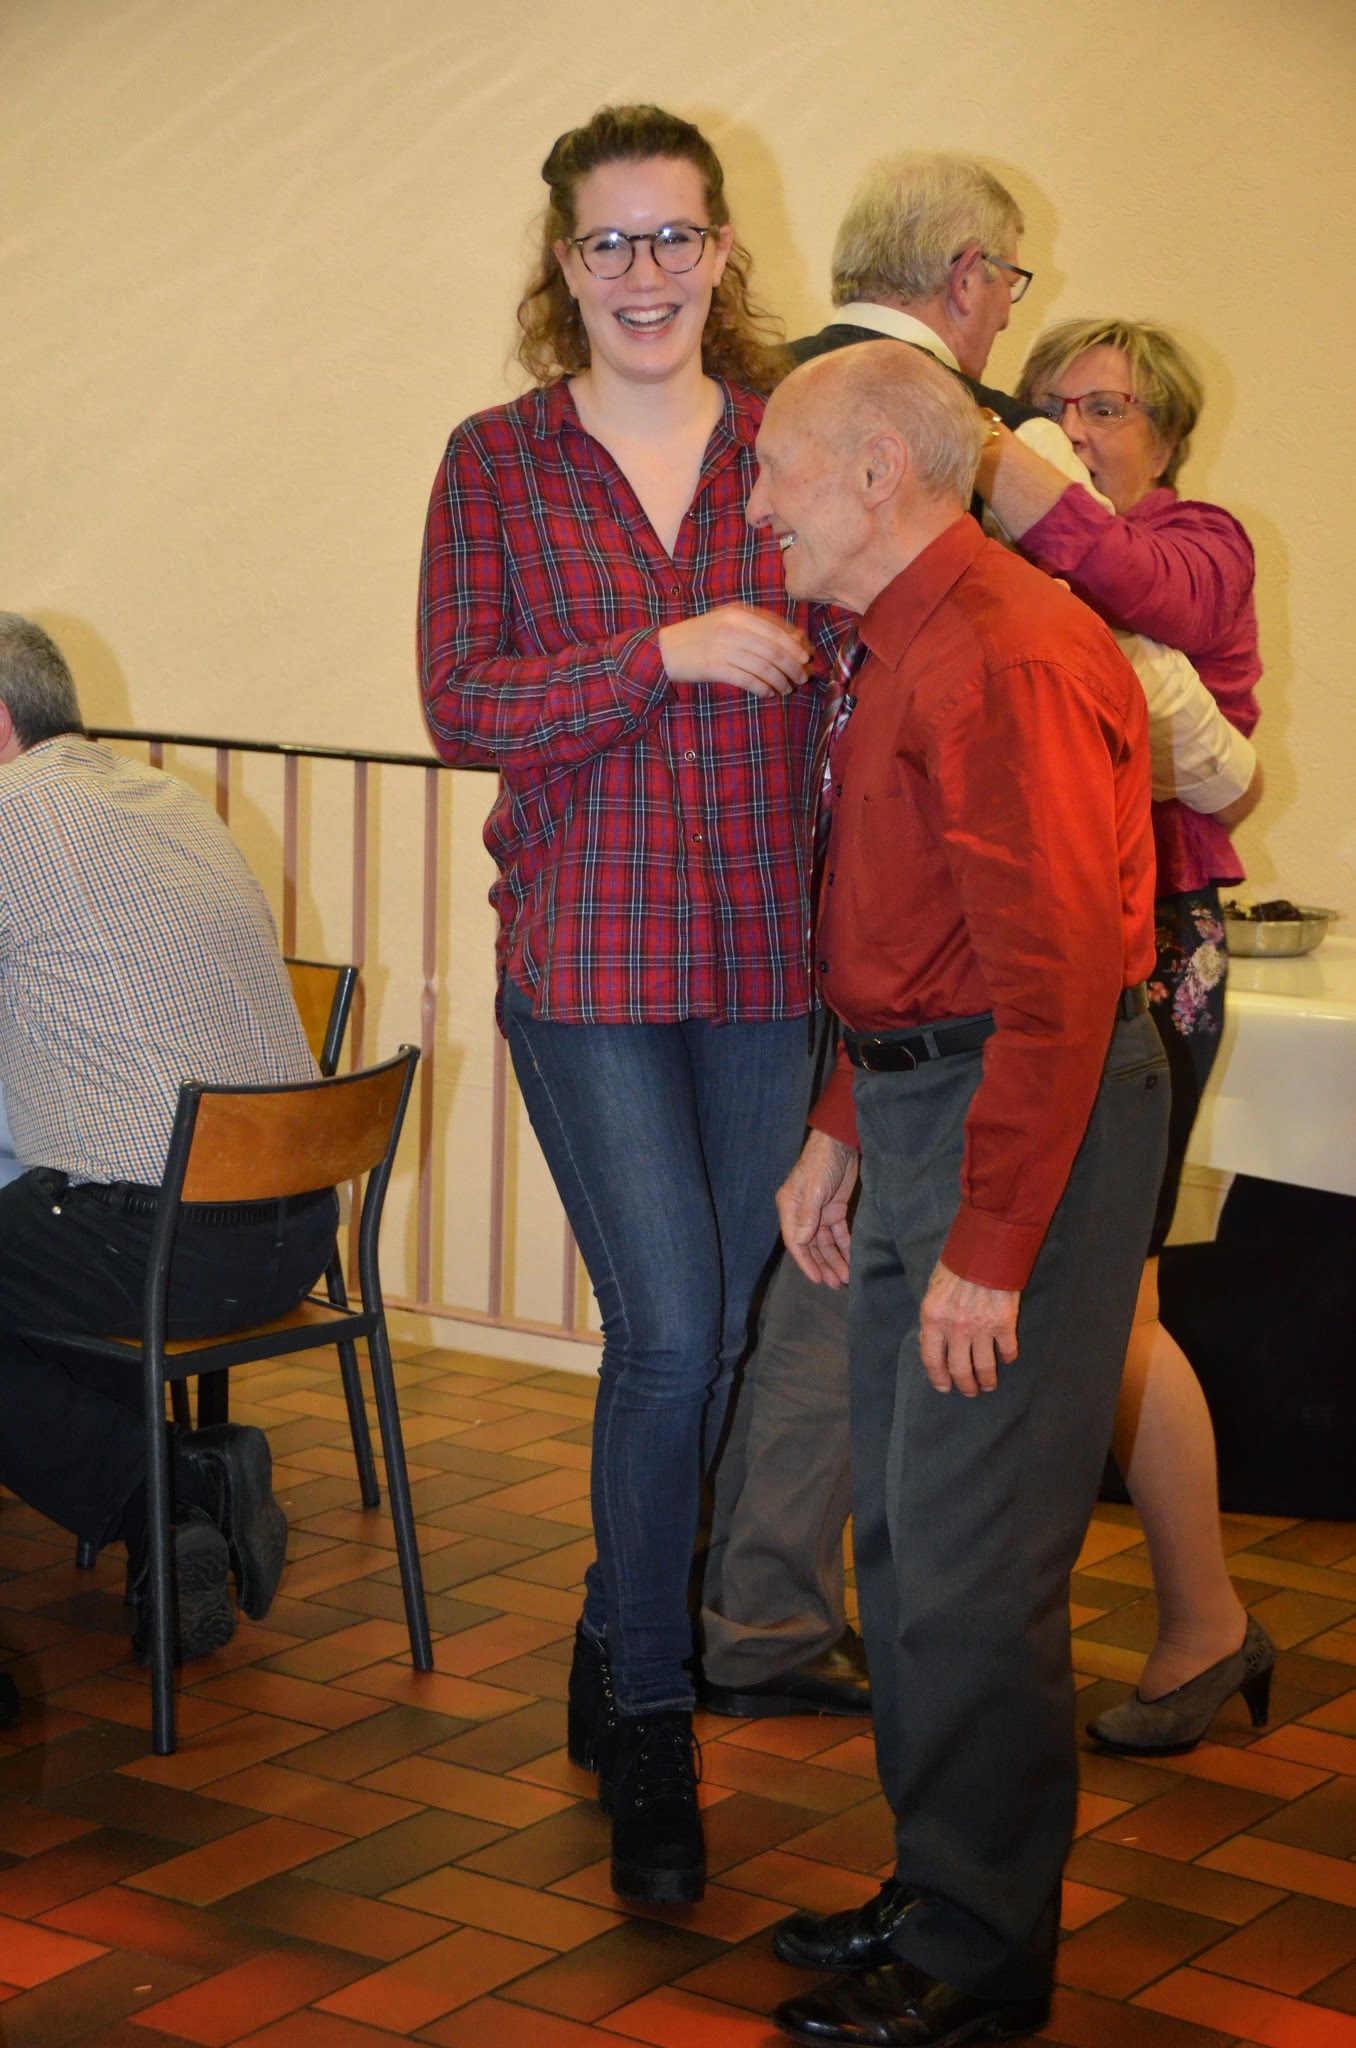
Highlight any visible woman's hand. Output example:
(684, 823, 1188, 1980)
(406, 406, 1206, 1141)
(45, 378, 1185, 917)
(658, 606, 813, 698)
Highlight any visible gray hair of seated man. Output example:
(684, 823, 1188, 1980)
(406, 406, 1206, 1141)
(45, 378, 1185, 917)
(831, 152, 1023, 310)
(0, 614, 84, 749)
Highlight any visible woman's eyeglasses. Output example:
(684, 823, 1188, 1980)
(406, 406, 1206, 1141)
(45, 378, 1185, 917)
(569, 223, 717, 279)
(1032, 390, 1150, 427)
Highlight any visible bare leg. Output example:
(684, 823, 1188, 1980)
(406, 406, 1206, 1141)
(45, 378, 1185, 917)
(1113, 1259, 1248, 1699)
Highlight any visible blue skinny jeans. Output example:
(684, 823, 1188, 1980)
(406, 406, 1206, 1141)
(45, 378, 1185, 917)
(502, 976, 810, 1713)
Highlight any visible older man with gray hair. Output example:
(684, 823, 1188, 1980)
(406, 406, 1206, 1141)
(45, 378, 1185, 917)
(745, 346, 1169, 2046)
(700, 149, 1258, 1726)
(0, 614, 333, 1675)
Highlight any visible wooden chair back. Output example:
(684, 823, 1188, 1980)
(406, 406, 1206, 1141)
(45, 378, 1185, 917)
(176, 1048, 416, 1205)
(285, 959, 358, 1078)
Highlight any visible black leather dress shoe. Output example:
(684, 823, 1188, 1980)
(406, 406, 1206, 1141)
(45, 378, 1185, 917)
(180, 1424, 287, 1621)
(773, 1959, 1050, 2046)
(773, 1877, 915, 1971)
(702, 1627, 871, 1718)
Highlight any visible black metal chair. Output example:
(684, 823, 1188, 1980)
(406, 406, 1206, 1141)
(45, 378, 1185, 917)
(80, 958, 375, 1570)
(46, 1047, 430, 1753)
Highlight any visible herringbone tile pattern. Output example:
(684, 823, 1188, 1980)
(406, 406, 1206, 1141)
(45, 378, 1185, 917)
(4, 1345, 1356, 2045)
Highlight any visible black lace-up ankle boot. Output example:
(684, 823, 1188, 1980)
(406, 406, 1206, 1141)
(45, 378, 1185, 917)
(566, 1623, 619, 1793)
(608, 1710, 704, 1905)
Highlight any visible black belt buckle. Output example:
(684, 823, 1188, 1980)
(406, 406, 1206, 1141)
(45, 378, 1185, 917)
(850, 1037, 919, 1073)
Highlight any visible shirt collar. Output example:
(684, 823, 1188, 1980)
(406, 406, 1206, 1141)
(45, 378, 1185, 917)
(859, 516, 985, 670)
(829, 304, 961, 373)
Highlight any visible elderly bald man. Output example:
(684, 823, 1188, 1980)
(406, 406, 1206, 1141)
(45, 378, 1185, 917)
(747, 344, 1169, 2047)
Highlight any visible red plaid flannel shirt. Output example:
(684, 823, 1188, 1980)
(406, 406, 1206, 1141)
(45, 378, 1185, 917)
(418, 379, 850, 1024)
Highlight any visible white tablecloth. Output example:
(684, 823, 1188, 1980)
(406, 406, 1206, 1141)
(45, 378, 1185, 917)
(1186, 931, 1356, 1197)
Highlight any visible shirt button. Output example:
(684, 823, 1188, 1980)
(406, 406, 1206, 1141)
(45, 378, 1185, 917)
(834, 782, 842, 796)
(818, 960, 829, 975)
(684, 749, 697, 761)
(691, 830, 704, 843)
(827, 871, 835, 884)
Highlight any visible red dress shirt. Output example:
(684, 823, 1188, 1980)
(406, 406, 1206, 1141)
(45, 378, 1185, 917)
(418, 379, 849, 1024)
(1019, 485, 1261, 895)
(810, 517, 1157, 1291)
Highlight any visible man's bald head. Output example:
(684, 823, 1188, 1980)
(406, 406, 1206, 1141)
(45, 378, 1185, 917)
(773, 342, 985, 504)
(748, 341, 983, 613)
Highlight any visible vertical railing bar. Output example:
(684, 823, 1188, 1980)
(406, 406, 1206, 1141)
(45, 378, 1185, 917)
(562, 1225, 579, 1333)
(282, 754, 299, 956)
(416, 766, 439, 1309)
(347, 759, 369, 1287)
(488, 1032, 508, 1321)
(215, 747, 230, 823)
(149, 741, 164, 770)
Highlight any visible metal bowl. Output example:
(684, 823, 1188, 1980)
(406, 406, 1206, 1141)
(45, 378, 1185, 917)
(1222, 906, 1340, 957)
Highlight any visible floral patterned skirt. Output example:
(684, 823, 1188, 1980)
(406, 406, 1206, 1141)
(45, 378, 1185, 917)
(1146, 884, 1228, 1253)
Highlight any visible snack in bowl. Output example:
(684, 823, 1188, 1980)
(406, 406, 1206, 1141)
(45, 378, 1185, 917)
(1222, 899, 1339, 956)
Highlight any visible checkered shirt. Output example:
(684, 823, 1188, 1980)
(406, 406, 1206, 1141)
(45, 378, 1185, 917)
(418, 379, 851, 1024)
(0, 737, 316, 1183)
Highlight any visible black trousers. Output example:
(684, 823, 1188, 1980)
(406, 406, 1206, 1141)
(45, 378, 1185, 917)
(0, 1171, 337, 1546)
(848, 1011, 1169, 1999)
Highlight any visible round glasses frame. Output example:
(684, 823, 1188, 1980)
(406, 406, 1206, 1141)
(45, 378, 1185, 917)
(568, 223, 718, 279)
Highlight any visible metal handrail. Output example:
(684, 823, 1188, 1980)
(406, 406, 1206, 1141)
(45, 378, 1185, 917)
(89, 724, 594, 1351)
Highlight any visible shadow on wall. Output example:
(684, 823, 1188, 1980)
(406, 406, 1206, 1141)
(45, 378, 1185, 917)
(33, 613, 133, 729)
(695, 110, 816, 344)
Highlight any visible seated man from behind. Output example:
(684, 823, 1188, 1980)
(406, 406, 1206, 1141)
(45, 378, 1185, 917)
(0, 614, 336, 1664)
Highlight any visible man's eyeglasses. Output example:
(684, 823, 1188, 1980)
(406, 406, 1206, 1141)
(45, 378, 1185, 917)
(953, 249, 1034, 303)
(1031, 390, 1150, 427)
(569, 223, 718, 280)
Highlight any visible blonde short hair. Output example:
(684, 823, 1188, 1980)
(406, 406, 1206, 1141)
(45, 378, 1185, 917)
(1016, 318, 1204, 486)
(830, 153, 1023, 308)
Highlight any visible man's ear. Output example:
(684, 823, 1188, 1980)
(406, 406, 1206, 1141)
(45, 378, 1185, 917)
(0, 700, 20, 765)
(862, 432, 907, 503)
(946, 242, 983, 315)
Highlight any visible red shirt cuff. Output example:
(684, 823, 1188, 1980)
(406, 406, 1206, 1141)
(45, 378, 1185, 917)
(808, 1062, 860, 1152)
(941, 1203, 1046, 1292)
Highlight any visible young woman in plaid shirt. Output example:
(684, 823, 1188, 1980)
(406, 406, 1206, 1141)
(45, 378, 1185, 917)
(419, 105, 845, 1906)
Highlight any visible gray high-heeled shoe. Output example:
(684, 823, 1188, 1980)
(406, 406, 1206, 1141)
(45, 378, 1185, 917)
(1088, 1615, 1277, 1756)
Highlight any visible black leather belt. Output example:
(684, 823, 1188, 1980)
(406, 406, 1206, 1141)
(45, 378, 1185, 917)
(844, 984, 1149, 1075)
(844, 1016, 995, 1073)
(67, 1180, 334, 1229)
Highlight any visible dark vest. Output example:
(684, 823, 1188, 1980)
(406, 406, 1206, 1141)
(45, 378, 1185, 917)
(788, 321, 1040, 429)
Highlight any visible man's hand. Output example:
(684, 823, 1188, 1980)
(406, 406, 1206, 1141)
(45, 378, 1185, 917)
(777, 1131, 858, 1287)
(657, 606, 812, 699)
(918, 1260, 1019, 1395)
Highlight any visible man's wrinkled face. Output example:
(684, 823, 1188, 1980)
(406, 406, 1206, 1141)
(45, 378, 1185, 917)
(747, 386, 869, 608)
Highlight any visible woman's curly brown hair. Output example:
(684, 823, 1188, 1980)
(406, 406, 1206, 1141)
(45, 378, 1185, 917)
(516, 104, 788, 395)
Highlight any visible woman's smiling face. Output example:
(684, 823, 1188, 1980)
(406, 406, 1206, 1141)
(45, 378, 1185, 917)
(555, 156, 732, 389)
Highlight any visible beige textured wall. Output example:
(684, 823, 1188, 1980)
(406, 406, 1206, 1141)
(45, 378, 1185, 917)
(4, 0, 1353, 1336)
(6, 0, 1354, 905)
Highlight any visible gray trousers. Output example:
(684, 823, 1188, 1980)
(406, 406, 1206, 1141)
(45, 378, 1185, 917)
(701, 1250, 853, 1685)
(851, 1011, 1168, 1999)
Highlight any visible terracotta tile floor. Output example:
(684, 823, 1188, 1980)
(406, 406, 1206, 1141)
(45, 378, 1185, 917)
(4, 1345, 1356, 2045)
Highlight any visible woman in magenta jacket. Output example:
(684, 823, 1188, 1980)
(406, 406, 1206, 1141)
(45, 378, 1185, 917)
(978, 318, 1273, 1753)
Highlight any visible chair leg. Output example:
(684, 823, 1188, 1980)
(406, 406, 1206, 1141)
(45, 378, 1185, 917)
(75, 1538, 97, 1570)
(170, 1380, 193, 1429)
(145, 1358, 177, 1754)
(195, 1370, 229, 1429)
(365, 1317, 432, 1670)
(327, 1254, 379, 1508)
